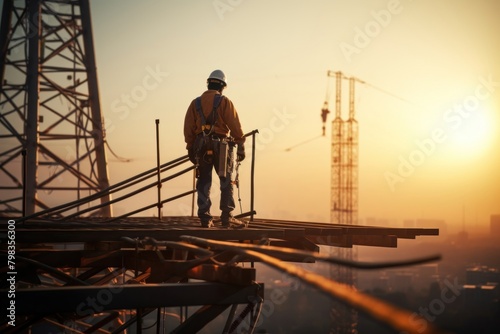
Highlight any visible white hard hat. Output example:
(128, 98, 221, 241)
(207, 69, 227, 86)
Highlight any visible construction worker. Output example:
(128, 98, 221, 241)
(184, 70, 246, 228)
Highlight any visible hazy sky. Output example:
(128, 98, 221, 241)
(43, 0, 500, 229)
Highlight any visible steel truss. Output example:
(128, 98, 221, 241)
(328, 71, 361, 334)
(0, 222, 444, 334)
(1, 237, 264, 333)
(0, 0, 112, 216)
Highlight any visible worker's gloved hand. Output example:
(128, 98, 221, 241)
(236, 144, 245, 162)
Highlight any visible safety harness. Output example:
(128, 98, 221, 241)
(193, 94, 244, 216)
(193, 94, 225, 170)
(195, 94, 224, 135)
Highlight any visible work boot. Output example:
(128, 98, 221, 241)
(221, 216, 245, 228)
(200, 219, 214, 228)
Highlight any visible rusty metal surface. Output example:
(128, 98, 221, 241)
(7, 283, 263, 316)
(3, 216, 438, 248)
(0, 216, 442, 333)
(181, 236, 448, 334)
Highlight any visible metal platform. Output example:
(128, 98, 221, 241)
(9, 216, 438, 247)
(0, 216, 441, 334)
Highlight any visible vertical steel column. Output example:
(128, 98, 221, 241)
(250, 130, 258, 221)
(155, 119, 162, 220)
(328, 70, 358, 334)
(24, 0, 42, 216)
(0, 0, 14, 83)
(22, 149, 27, 217)
(346, 77, 358, 226)
(191, 170, 196, 217)
(331, 71, 343, 224)
(79, 0, 112, 216)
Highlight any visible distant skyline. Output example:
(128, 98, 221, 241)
(73, 0, 500, 228)
(93, 0, 499, 230)
(2, 1, 499, 229)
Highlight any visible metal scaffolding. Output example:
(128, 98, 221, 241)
(0, 0, 112, 216)
(0, 215, 442, 333)
(326, 70, 362, 334)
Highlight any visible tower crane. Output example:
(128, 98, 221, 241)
(322, 70, 365, 334)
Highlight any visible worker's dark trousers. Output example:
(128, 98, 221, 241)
(196, 144, 235, 224)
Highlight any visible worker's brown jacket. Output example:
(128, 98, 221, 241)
(184, 90, 245, 149)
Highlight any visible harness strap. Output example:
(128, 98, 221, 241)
(195, 94, 224, 134)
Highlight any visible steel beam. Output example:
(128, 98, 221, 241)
(79, 0, 112, 217)
(25, 0, 41, 216)
(187, 264, 256, 285)
(8, 227, 289, 243)
(4, 283, 263, 316)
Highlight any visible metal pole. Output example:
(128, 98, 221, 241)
(155, 119, 162, 220)
(22, 149, 27, 218)
(156, 307, 161, 334)
(25, 0, 41, 216)
(250, 130, 258, 221)
(80, 0, 113, 216)
(136, 308, 142, 334)
(191, 170, 196, 217)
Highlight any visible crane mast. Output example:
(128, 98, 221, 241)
(324, 71, 359, 334)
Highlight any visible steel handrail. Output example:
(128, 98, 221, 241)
(18, 155, 190, 222)
(19, 130, 259, 222)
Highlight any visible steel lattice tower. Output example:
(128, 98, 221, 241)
(329, 71, 359, 334)
(0, 0, 112, 216)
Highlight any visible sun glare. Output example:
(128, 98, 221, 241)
(448, 109, 492, 155)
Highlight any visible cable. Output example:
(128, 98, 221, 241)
(284, 134, 323, 152)
(180, 236, 441, 270)
(105, 140, 132, 162)
(234, 161, 243, 214)
(179, 236, 446, 334)
(360, 81, 424, 110)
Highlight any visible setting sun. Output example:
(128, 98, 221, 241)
(447, 107, 493, 156)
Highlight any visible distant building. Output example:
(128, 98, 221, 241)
(466, 266, 500, 285)
(463, 266, 500, 313)
(463, 284, 498, 312)
(414, 264, 440, 290)
(387, 271, 414, 291)
(491, 214, 500, 237)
